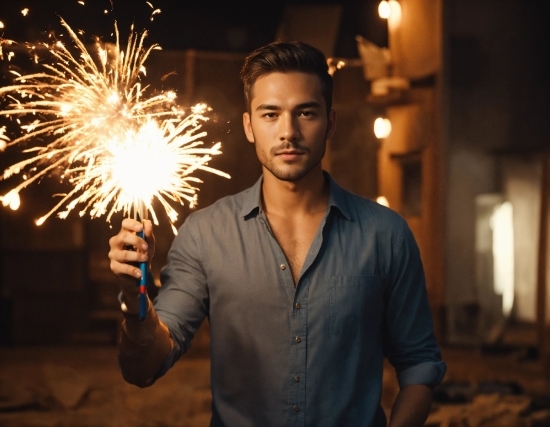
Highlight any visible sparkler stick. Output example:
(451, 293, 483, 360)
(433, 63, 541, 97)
(135, 200, 148, 321)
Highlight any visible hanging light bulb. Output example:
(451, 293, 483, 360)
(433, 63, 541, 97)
(376, 196, 390, 207)
(378, 1, 391, 19)
(374, 117, 392, 139)
(378, 1, 402, 25)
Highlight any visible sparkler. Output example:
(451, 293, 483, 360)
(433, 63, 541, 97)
(0, 18, 230, 234)
(0, 16, 231, 319)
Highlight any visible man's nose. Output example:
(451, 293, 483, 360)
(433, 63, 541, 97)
(279, 114, 300, 142)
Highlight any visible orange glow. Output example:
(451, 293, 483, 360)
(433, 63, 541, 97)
(374, 117, 392, 139)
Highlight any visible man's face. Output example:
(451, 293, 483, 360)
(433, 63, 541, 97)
(243, 72, 336, 182)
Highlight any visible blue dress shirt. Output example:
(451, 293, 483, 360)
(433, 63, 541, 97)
(154, 173, 446, 427)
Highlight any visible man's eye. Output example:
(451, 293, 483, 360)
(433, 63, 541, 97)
(262, 113, 277, 118)
(299, 111, 315, 117)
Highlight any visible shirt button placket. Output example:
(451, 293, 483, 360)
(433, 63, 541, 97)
(289, 284, 306, 425)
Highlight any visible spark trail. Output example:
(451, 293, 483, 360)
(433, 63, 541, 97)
(0, 18, 230, 233)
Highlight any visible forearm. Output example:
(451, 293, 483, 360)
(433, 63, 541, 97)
(388, 384, 433, 427)
(118, 298, 173, 387)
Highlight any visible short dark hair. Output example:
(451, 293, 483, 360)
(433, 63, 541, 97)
(240, 41, 333, 114)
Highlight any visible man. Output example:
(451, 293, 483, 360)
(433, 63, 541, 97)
(109, 41, 446, 427)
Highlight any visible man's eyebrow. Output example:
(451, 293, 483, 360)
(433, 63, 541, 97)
(254, 101, 322, 111)
(295, 101, 322, 109)
(255, 104, 280, 111)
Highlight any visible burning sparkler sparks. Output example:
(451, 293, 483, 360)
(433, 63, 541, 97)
(0, 18, 230, 233)
(0, 126, 9, 151)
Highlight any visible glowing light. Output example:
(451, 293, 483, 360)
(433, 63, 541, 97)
(150, 9, 162, 21)
(78, 1, 85, 5)
(378, 1, 391, 19)
(0, 21, 4, 29)
(327, 58, 346, 76)
(21, 8, 29, 17)
(378, 0, 402, 25)
(0, 126, 8, 150)
(1, 190, 20, 211)
(376, 196, 389, 207)
(490, 202, 515, 316)
(0, 19, 230, 230)
(374, 117, 392, 139)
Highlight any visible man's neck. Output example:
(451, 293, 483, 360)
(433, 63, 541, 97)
(261, 167, 329, 216)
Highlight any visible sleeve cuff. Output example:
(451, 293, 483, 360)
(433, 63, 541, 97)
(397, 361, 447, 388)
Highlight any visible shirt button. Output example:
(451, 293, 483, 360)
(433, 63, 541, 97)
(280, 264, 286, 270)
(294, 405, 300, 412)
(295, 302, 301, 309)
(295, 336, 301, 343)
(294, 375, 300, 382)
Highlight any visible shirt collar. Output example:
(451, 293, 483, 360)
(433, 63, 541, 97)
(240, 176, 263, 218)
(325, 171, 351, 221)
(239, 171, 351, 221)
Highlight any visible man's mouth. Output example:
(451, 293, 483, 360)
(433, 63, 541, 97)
(275, 150, 305, 161)
(276, 149, 304, 155)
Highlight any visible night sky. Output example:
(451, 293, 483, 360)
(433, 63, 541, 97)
(0, 0, 387, 56)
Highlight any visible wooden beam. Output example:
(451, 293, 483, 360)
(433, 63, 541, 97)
(184, 49, 196, 105)
(537, 153, 550, 365)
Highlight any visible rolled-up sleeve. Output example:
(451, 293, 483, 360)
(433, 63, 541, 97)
(153, 213, 209, 376)
(383, 219, 447, 388)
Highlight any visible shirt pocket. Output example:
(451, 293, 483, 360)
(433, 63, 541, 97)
(329, 275, 384, 338)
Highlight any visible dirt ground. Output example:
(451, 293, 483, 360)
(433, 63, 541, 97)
(0, 343, 548, 427)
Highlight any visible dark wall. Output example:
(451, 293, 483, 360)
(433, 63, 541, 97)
(444, 0, 549, 342)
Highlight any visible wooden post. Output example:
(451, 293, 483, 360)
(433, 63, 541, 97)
(537, 152, 550, 367)
(184, 49, 196, 105)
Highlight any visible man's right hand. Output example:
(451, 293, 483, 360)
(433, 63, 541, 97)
(110, 219, 172, 387)
(108, 219, 155, 312)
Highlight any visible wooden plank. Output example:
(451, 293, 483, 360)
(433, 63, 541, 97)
(536, 153, 550, 367)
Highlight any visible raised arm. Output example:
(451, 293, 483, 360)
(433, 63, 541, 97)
(108, 218, 172, 387)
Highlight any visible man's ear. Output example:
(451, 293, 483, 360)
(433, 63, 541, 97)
(326, 109, 337, 140)
(243, 112, 255, 143)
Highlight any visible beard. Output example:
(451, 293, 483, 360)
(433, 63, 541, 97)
(255, 141, 326, 182)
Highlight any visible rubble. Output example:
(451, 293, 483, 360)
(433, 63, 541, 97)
(43, 364, 90, 409)
(0, 345, 548, 427)
(0, 379, 52, 412)
(426, 385, 550, 427)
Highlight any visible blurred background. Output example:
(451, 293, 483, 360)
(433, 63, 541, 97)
(0, 0, 548, 426)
